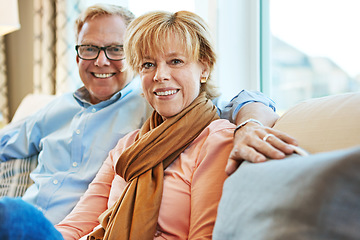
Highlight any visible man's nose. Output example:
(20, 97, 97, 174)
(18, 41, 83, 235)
(94, 49, 110, 66)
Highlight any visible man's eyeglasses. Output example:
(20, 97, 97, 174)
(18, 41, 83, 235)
(75, 45, 125, 61)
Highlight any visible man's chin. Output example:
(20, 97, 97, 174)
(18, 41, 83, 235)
(89, 91, 116, 104)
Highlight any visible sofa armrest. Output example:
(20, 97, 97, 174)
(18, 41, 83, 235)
(0, 155, 38, 197)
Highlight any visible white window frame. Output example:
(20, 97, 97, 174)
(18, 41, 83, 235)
(216, 0, 264, 102)
(259, 0, 271, 95)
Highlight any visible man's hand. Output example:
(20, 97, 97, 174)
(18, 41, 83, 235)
(226, 122, 297, 175)
(226, 102, 298, 175)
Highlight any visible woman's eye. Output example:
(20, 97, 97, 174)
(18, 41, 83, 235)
(142, 62, 154, 69)
(171, 59, 183, 65)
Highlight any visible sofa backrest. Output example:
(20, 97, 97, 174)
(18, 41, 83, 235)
(273, 92, 360, 154)
(12, 94, 56, 122)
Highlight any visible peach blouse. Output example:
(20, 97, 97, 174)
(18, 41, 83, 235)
(56, 119, 234, 239)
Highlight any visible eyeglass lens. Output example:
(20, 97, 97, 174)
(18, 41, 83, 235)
(76, 45, 124, 60)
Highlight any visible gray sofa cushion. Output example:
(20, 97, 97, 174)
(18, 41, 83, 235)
(213, 146, 360, 240)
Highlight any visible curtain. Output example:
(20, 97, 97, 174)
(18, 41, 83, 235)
(33, 0, 82, 95)
(1, 0, 123, 124)
(0, 37, 9, 123)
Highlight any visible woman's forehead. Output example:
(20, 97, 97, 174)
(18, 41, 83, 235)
(143, 34, 190, 57)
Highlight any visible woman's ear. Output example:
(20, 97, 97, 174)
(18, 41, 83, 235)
(200, 62, 210, 81)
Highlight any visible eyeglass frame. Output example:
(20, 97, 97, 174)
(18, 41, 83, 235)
(75, 44, 125, 61)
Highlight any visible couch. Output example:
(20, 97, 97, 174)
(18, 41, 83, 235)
(213, 91, 360, 239)
(1, 92, 360, 238)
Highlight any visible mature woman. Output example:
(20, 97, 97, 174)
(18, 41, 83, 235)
(56, 10, 235, 239)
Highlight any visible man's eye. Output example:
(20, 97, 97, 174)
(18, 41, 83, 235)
(85, 47, 97, 52)
(108, 46, 123, 53)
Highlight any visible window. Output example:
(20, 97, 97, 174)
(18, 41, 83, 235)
(76, 0, 220, 88)
(81, 0, 197, 15)
(73, 0, 360, 112)
(264, 0, 360, 112)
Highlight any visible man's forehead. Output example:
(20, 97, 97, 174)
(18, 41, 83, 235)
(78, 16, 126, 45)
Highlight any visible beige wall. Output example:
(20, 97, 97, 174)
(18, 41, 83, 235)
(5, 0, 34, 120)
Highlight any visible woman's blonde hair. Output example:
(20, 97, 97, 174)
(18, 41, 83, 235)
(124, 11, 219, 99)
(74, 4, 135, 42)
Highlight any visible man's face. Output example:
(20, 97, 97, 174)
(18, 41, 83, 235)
(76, 15, 132, 104)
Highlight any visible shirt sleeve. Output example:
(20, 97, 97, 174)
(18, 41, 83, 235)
(188, 122, 235, 239)
(215, 90, 276, 123)
(0, 114, 42, 162)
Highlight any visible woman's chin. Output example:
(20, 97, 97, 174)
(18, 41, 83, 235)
(157, 109, 181, 119)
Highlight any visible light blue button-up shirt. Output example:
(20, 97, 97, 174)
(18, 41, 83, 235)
(0, 77, 275, 224)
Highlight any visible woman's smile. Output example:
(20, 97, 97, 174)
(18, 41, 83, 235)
(154, 89, 179, 96)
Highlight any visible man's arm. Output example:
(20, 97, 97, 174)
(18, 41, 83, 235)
(225, 102, 297, 175)
(0, 119, 33, 162)
(216, 89, 276, 123)
(216, 90, 297, 175)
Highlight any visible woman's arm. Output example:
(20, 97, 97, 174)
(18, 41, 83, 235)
(55, 150, 116, 239)
(55, 131, 138, 240)
(189, 122, 234, 239)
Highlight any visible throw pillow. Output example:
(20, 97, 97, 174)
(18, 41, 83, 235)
(213, 147, 360, 240)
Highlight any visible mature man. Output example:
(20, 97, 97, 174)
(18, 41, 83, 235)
(0, 4, 295, 224)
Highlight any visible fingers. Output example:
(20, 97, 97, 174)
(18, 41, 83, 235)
(225, 159, 241, 176)
(226, 125, 299, 175)
(233, 127, 294, 160)
(269, 129, 298, 146)
(226, 145, 266, 175)
(229, 143, 267, 163)
(261, 132, 295, 157)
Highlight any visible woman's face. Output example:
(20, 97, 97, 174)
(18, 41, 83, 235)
(139, 38, 209, 119)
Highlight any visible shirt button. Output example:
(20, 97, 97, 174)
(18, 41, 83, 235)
(72, 162, 78, 167)
(91, 108, 96, 113)
(76, 129, 81, 134)
(53, 179, 58, 185)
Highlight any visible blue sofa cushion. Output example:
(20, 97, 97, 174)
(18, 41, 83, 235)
(0, 197, 63, 239)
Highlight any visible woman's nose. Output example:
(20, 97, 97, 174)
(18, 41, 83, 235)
(153, 63, 169, 81)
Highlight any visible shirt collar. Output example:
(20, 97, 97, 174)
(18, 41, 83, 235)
(73, 76, 140, 108)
